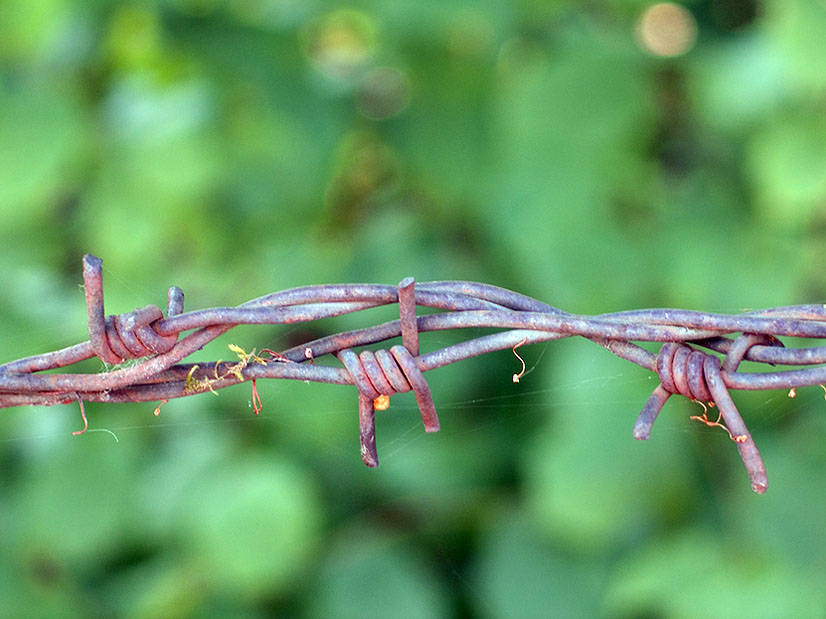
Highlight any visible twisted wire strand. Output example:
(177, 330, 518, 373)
(4, 256, 826, 493)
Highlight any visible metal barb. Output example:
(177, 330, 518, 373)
(5, 255, 826, 493)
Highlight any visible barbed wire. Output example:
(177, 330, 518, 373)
(4, 255, 826, 493)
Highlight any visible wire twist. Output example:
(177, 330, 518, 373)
(83, 255, 183, 364)
(5, 254, 826, 493)
(634, 334, 778, 493)
(337, 278, 439, 466)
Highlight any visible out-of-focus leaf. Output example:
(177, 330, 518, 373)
(9, 432, 138, 566)
(690, 33, 787, 133)
(483, 32, 654, 309)
(471, 511, 604, 619)
(764, 0, 826, 93)
(171, 451, 322, 598)
(523, 343, 694, 551)
(746, 114, 826, 229)
(307, 526, 451, 619)
(0, 87, 87, 220)
(605, 527, 824, 618)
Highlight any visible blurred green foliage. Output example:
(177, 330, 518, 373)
(2, 0, 826, 617)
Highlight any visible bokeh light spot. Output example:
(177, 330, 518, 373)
(356, 67, 411, 120)
(636, 3, 698, 57)
(303, 8, 376, 84)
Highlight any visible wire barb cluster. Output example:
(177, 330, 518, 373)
(4, 255, 826, 493)
(336, 277, 439, 467)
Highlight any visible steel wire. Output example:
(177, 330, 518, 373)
(4, 254, 826, 493)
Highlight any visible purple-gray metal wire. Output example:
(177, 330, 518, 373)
(3, 255, 826, 493)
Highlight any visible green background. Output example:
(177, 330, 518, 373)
(2, 0, 826, 617)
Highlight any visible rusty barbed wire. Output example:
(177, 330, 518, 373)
(4, 255, 826, 493)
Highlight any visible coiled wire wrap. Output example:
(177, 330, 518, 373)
(634, 335, 779, 493)
(83, 255, 182, 364)
(337, 278, 439, 466)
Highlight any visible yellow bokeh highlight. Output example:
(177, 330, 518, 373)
(636, 3, 698, 57)
(302, 8, 377, 83)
